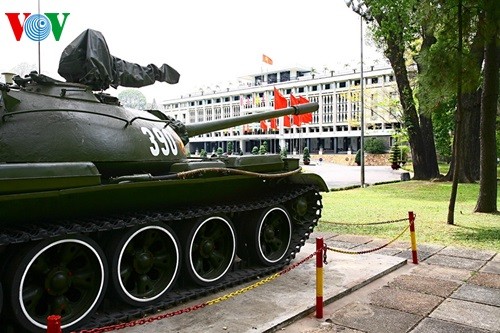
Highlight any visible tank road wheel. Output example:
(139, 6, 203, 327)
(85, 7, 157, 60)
(108, 223, 181, 306)
(242, 205, 292, 266)
(184, 215, 236, 286)
(7, 236, 107, 333)
(287, 190, 323, 230)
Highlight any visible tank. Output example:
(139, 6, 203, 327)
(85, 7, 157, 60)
(0, 30, 328, 332)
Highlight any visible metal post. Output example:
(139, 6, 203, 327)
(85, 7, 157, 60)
(408, 211, 418, 264)
(360, 15, 365, 187)
(47, 315, 62, 333)
(316, 237, 324, 318)
(344, 0, 370, 188)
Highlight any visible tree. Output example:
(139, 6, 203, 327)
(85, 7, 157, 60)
(117, 89, 146, 110)
(474, 0, 499, 213)
(10, 62, 37, 77)
(369, 0, 440, 180)
(418, 0, 484, 183)
(227, 142, 234, 155)
(303, 147, 311, 165)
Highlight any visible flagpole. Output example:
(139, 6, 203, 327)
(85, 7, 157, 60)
(38, 0, 41, 73)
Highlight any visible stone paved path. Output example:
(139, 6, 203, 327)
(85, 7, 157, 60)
(283, 232, 500, 333)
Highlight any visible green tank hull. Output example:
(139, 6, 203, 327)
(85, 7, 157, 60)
(0, 61, 326, 332)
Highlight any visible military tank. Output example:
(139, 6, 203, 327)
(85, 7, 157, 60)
(0, 29, 327, 332)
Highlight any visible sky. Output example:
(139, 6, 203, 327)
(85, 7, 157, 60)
(0, 0, 386, 103)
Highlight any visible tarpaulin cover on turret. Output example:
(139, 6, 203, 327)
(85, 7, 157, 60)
(58, 29, 180, 91)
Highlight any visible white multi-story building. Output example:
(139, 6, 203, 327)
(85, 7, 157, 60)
(161, 65, 402, 156)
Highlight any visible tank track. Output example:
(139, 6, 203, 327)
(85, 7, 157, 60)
(1, 184, 322, 331)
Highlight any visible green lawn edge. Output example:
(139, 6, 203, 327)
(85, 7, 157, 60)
(317, 180, 500, 252)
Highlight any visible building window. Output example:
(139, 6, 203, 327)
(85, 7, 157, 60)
(338, 81, 346, 88)
(255, 75, 263, 85)
(280, 71, 290, 82)
(371, 77, 379, 84)
(324, 83, 331, 90)
(268, 73, 277, 84)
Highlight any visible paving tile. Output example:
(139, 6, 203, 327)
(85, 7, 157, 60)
(418, 243, 447, 253)
(329, 302, 423, 333)
(409, 317, 490, 333)
(351, 243, 403, 256)
(451, 284, 500, 306)
(388, 274, 461, 297)
(468, 272, 500, 289)
(333, 234, 374, 244)
(480, 260, 500, 274)
(308, 231, 339, 243)
(299, 320, 364, 333)
(410, 263, 473, 283)
(326, 240, 359, 250)
(369, 286, 444, 316)
(425, 254, 486, 271)
(492, 253, 500, 262)
(395, 250, 434, 262)
(437, 246, 496, 261)
(430, 298, 500, 332)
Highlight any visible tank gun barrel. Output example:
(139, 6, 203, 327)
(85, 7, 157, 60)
(184, 102, 318, 137)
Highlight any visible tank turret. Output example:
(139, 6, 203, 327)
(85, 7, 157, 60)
(0, 30, 327, 333)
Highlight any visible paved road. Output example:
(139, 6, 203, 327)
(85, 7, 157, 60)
(301, 161, 410, 189)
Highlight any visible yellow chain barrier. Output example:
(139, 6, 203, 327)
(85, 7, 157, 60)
(327, 224, 410, 255)
(206, 273, 281, 305)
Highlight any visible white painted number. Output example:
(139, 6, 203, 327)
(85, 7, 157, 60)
(141, 126, 179, 156)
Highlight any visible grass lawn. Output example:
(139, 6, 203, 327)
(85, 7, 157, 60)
(317, 180, 500, 252)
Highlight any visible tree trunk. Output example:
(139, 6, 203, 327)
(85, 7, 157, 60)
(475, 1, 499, 213)
(443, 91, 481, 183)
(443, 14, 484, 183)
(419, 107, 441, 179)
(383, 29, 435, 180)
(415, 29, 440, 179)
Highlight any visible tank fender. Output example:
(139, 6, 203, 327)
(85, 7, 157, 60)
(288, 173, 329, 192)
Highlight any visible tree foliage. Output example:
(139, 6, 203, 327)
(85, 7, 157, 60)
(368, 0, 440, 180)
(364, 137, 387, 153)
(117, 89, 146, 110)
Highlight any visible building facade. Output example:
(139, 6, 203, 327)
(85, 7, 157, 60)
(161, 66, 402, 156)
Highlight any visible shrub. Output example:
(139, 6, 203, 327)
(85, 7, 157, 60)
(355, 149, 361, 165)
(364, 137, 386, 154)
(303, 147, 311, 163)
(280, 147, 288, 158)
(389, 143, 401, 169)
